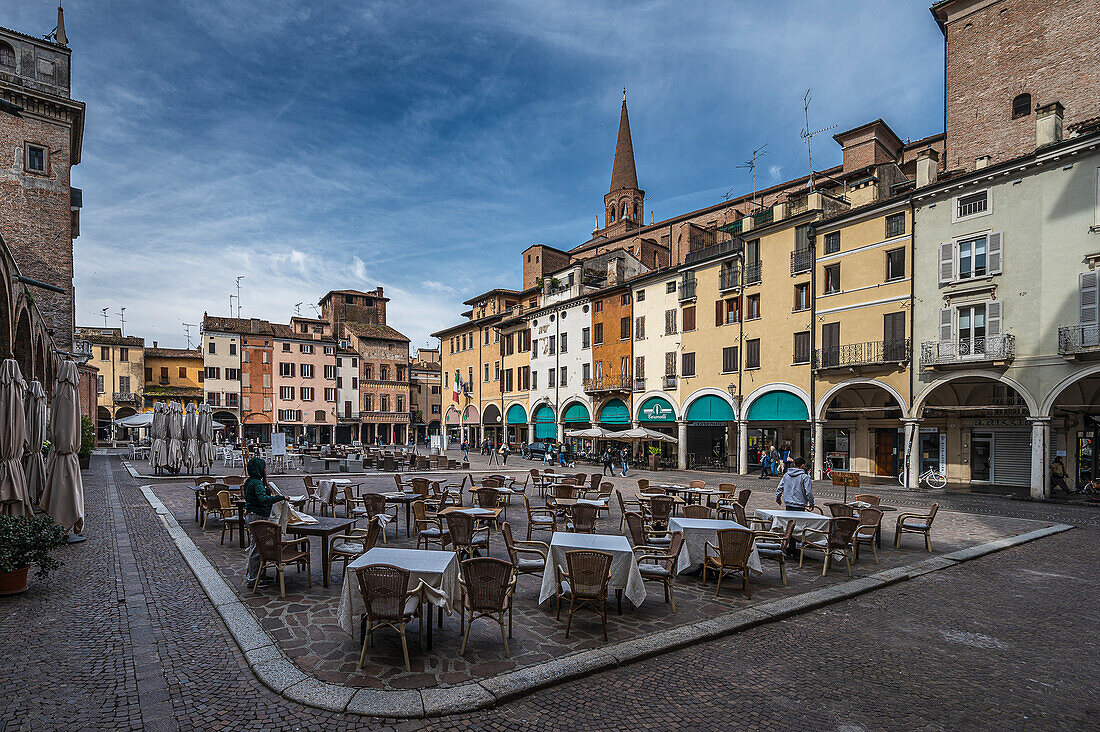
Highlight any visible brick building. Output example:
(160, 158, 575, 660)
(0, 11, 84, 352)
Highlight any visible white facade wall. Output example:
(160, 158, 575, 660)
(529, 296, 592, 438)
(631, 274, 683, 417)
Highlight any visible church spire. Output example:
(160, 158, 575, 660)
(609, 91, 639, 192)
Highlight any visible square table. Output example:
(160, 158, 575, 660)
(754, 509, 830, 534)
(538, 533, 645, 613)
(337, 547, 459, 649)
(382, 491, 422, 537)
(669, 517, 762, 575)
(285, 516, 356, 588)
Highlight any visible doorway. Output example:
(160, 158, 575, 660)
(971, 431, 993, 482)
(875, 429, 899, 476)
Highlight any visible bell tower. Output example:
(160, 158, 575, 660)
(600, 90, 644, 237)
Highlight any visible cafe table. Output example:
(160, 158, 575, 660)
(436, 506, 503, 529)
(285, 516, 356, 588)
(754, 508, 830, 534)
(538, 533, 645, 614)
(338, 547, 458, 650)
(382, 491, 420, 538)
(669, 517, 763, 575)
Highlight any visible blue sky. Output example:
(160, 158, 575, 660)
(11, 1, 944, 349)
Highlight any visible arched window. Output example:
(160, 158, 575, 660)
(621, 202, 628, 219)
(1012, 93, 1031, 119)
(0, 43, 14, 68)
(608, 206, 615, 223)
(634, 202, 640, 220)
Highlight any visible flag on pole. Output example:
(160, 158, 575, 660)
(453, 369, 462, 402)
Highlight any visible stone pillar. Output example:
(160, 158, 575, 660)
(738, 420, 749, 475)
(726, 423, 737, 469)
(528, 421, 536, 445)
(813, 421, 824, 480)
(1029, 417, 1051, 500)
(677, 419, 688, 470)
(902, 418, 921, 489)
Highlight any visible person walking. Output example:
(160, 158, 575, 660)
(500, 442, 510, 466)
(1050, 455, 1070, 493)
(774, 456, 814, 511)
(602, 447, 614, 476)
(759, 444, 772, 479)
(769, 444, 783, 476)
(487, 440, 498, 466)
(461, 439, 469, 462)
(620, 447, 629, 477)
(243, 457, 287, 587)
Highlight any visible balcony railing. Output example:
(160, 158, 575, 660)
(684, 237, 741, 265)
(752, 208, 773, 226)
(338, 411, 361, 422)
(813, 339, 911, 370)
(113, 392, 140, 403)
(583, 374, 632, 393)
(1058, 324, 1100, 357)
(719, 268, 739, 291)
(743, 262, 762, 286)
(920, 334, 1015, 368)
(633, 377, 646, 392)
(678, 278, 696, 301)
(790, 249, 813, 275)
(663, 375, 677, 389)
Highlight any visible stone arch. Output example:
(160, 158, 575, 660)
(816, 378, 909, 421)
(633, 390, 680, 421)
(33, 332, 47, 385)
(13, 306, 32, 380)
(0, 265, 11, 360)
(1041, 363, 1100, 417)
(529, 397, 555, 415)
(742, 382, 812, 419)
(912, 370, 1038, 417)
(481, 403, 501, 426)
(681, 387, 739, 421)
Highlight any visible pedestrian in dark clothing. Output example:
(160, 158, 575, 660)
(602, 448, 614, 476)
(1050, 456, 1070, 493)
(759, 444, 771, 479)
(243, 457, 286, 585)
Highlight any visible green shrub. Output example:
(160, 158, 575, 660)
(78, 415, 95, 460)
(0, 514, 68, 579)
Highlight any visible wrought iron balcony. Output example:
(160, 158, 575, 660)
(719, 268, 740, 291)
(113, 392, 140, 403)
(583, 374, 632, 393)
(685, 237, 742, 266)
(743, 262, 762, 286)
(1058, 324, 1100, 359)
(678, 277, 696, 301)
(663, 375, 677, 390)
(633, 377, 646, 392)
(920, 334, 1015, 369)
(813, 339, 911, 371)
(338, 411, 361, 422)
(790, 249, 813, 275)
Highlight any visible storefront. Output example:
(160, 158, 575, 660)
(745, 391, 809, 469)
(506, 404, 528, 446)
(597, 398, 631, 429)
(462, 405, 480, 444)
(482, 404, 503, 446)
(968, 419, 1031, 486)
(561, 402, 592, 453)
(684, 395, 736, 469)
(637, 395, 677, 462)
(445, 406, 461, 444)
(533, 404, 557, 441)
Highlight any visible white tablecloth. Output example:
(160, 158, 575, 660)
(319, 478, 351, 503)
(754, 509, 830, 534)
(669, 517, 762, 575)
(337, 547, 459, 634)
(537, 533, 645, 608)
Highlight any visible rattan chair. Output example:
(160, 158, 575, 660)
(247, 520, 311, 598)
(555, 549, 613, 640)
(216, 490, 242, 544)
(328, 518, 381, 581)
(361, 492, 397, 543)
(852, 493, 881, 506)
(615, 490, 642, 531)
(458, 557, 517, 657)
(753, 519, 794, 586)
(647, 495, 675, 530)
(800, 516, 860, 576)
(223, 475, 244, 487)
(702, 527, 754, 598)
(624, 510, 671, 552)
(635, 530, 685, 612)
(474, 487, 507, 525)
(200, 483, 228, 529)
(737, 489, 751, 507)
(689, 479, 707, 491)
(826, 502, 855, 518)
(683, 504, 711, 519)
(565, 503, 599, 533)
(353, 564, 423, 671)
(412, 499, 448, 550)
(895, 503, 939, 552)
(444, 511, 490, 559)
(852, 507, 883, 563)
(524, 494, 556, 540)
(443, 474, 469, 505)
(636, 478, 650, 493)
(501, 521, 548, 580)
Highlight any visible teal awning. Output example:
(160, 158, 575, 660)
(533, 404, 556, 439)
(686, 395, 736, 422)
(598, 398, 630, 425)
(506, 404, 528, 425)
(562, 402, 591, 423)
(746, 391, 809, 422)
(637, 396, 676, 423)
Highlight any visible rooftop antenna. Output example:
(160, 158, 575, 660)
(294, 302, 303, 316)
(734, 144, 768, 209)
(182, 322, 196, 349)
(235, 276, 244, 317)
(800, 89, 837, 193)
(101, 307, 109, 329)
(309, 304, 321, 318)
(118, 307, 126, 337)
(229, 294, 235, 316)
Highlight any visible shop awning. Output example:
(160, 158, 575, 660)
(506, 404, 528, 425)
(562, 402, 591, 423)
(638, 396, 676, 423)
(533, 404, 556, 440)
(686, 394, 736, 422)
(445, 407, 461, 425)
(746, 391, 809, 422)
(463, 405, 480, 423)
(598, 398, 630, 425)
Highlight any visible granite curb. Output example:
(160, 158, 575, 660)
(139, 485, 1073, 719)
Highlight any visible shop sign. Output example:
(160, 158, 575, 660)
(691, 421, 725, 427)
(831, 470, 860, 488)
(972, 418, 1027, 427)
(641, 402, 675, 421)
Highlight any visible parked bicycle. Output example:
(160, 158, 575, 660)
(899, 465, 947, 489)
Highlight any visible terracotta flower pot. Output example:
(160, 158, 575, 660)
(0, 566, 29, 595)
(649, 454, 659, 471)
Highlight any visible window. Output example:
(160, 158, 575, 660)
(793, 331, 810, 364)
(205, 366, 220, 379)
(746, 294, 760, 320)
(119, 348, 129, 362)
(664, 352, 676, 377)
(178, 367, 186, 378)
(957, 235, 987, 279)
(229, 342, 237, 356)
(198, 371, 204, 383)
(582, 362, 591, 382)
(364, 364, 373, 379)
(548, 335, 557, 355)
(885, 213, 906, 237)
(883, 313, 906, 360)
(280, 386, 294, 400)
(118, 376, 130, 393)
(224, 368, 240, 381)
(621, 293, 631, 306)
(0, 43, 14, 68)
(261, 352, 270, 364)
(99, 346, 109, 361)
(324, 346, 334, 356)
(241, 372, 250, 387)
(593, 323, 603, 345)
(531, 370, 537, 390)
(559, 366, 567, 386)
(956, 190, 989, 220)
(664, 309, 677, 335)
(531, 337, 538, 357)
(324, 364, 336, 379)
(208, 392, 221, 406)
(635, 316, 645, 340)
(312, 409, 326, 422)
(635, 355, 645, 380)
(715, 297, 740, 325)
(364, 394, 373, 411)
(582, 327, 591, 349)
(560, 333, 567, 353)
(823, 264, 841, 294)
(397, 396, 404, 412)
(722, 346, 738, 373)
(262, 374, 270, 388)
(97, 374, 104, 393)
(208, 341, 216, 355)
(432, 405, 441, 414)
(636, 289, 645, 302)
(1012, 93, 1031, 119)
(666, 281, 677, 294)
(300, 344, 313, 354)
(484, 363, 490, 382)
(886, 248, 905, 281)
(494, 361, 501, 381)
(594, 300, 603, 313)
(746, 339, 761, 369)
(24, 144, 47, 174)
(681, 352, 696, 377)
(823, 232, 840, 255)
(547, 369, 556, 388)
(484, 329, 490, 345)
(380, 365, 389, 380)
(381, 396, 390, 412)
(279, 362, 295, 378)
(301, 364, 314, 378)
(794, 224, 811, 253)
(794, 283, 810, 311)
(282, 343, 291, 352)
(681, 306, 695, 332)
(620, 316, 631, 339)
(300, 387, 314, 401)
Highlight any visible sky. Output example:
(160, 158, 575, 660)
(11, 1, 945, 351)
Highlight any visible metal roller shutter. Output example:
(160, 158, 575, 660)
(993, 430, 1031, 486)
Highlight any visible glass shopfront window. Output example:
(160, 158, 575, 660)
(823, 428, 850, 470)
(1077, 431, 1095, 487)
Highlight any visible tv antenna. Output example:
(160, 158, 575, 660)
(800, 89, 836, 192)
(294, 302, 303, 316)
(229, 294, 236, 316)
(309, 304, 321, 318)
(118, 307, 127, 337)
(182, 322, 197, 349)
(235, 276, 244, 317)
(101, 307, 109, 329)
(735, 144, 768, 210)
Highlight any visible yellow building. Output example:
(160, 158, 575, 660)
(142, 344, 205, 412)
(74, 326, 145, 441)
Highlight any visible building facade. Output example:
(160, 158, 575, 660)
(142, 344, 203, 410)
(410, 347, 442, 444)
(75, 327, 145, 440)
(201, 316, 243, 437)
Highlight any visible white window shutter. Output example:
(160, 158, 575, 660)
(987, 300, 1002, 336)
(939, 242, 954, 284)
(939, 308, 953, 342)
(1080, 271, 1099, 326)
(987, 231, 1003, 274)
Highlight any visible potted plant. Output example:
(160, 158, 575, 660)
(0, 514, 68, 595)
(78, 415, 94, 470)
(648, 444, 661, 471)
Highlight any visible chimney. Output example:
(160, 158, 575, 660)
(916, 148, 939, 187)
(1036, 101, 1064, 148)
(975, 155, 991, 169)
(152, 340, 158, 348)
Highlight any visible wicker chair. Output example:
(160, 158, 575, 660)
(737, 489, 751, 507)
(555, 549, 613, 640)
(523, 494, 556, 540)
(624, 510, 670, 551)
(474, 488, 507, 525)
(615, 490, 642, 531)
(565, 503, 599, 533)
(361, 492, 397, 543)
(800, 516, 860, 576)
(409, 478, 431, 499)
(702, 527, 754, 598)
(458, 557, 517, 657)
(852, 493, 881, 505)
(200, 483, 228, 529)
(895, 503, 939, 552)
(753, 519, 794, 586)
(635, 531, 685, 612)
(223, 475, 244, 487)
(303, 476, 322, 514)
(412, 500, 448, 550)
(501, 521, 548, 580)
(636, 479, 650, 493)
(328, 518, 381, 581)
(852, 507, 883, 563)
(586, 473, 603, 497)
(444, 511, 490, 559)
(683, 504, 711, 519)
(353, 564, 423, 671)
(689, 479, 707, 491)
(216, 490, 242, 544)
(247, 520, 311, 598)
(826, 502, 855, 518)
(443, 474, 469, 504)
(647, 495, 675, 530)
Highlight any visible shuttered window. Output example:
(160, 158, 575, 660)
(664, 309, 677, 335)
(746, 339, 760, 369)
(664, 352, 676, 376)
(634, 316, 645, 340)
(682, 306, 696, 332)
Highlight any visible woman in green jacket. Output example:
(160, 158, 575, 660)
(243, 457, 285, 585)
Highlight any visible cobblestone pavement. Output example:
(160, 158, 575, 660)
(1, 455, 1095, 731)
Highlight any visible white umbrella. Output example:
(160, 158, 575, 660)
(22, 379, 46, 505)
(183, 402, 200, 471)
(605, 426, 678, 443)
(0, 359, 30, 517)
(150, 402, 168, 471)
(199, 403, 215, 468)
(41, 360, 84, 534)
(166, 402, 184, 472)
(564, 426, 613, 439)
(114, 411, 153, 429)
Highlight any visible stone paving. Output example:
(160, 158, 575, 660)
(149, 453, 1051, 692)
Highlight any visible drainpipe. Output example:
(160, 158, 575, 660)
(809, 222, 819, 480)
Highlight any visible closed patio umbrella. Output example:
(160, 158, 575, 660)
(150, 402, 168, 473)
(41, 360, 84, 535)
(23, 379, 46, 505)
(198, 403, 215, 468)
(167, 401, 184, 473)
(183, 402, 200, 471)
(0, 359, 30, 517)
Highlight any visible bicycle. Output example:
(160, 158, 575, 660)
(899, 466, 947, 489)
(822, 458, 834, 480)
